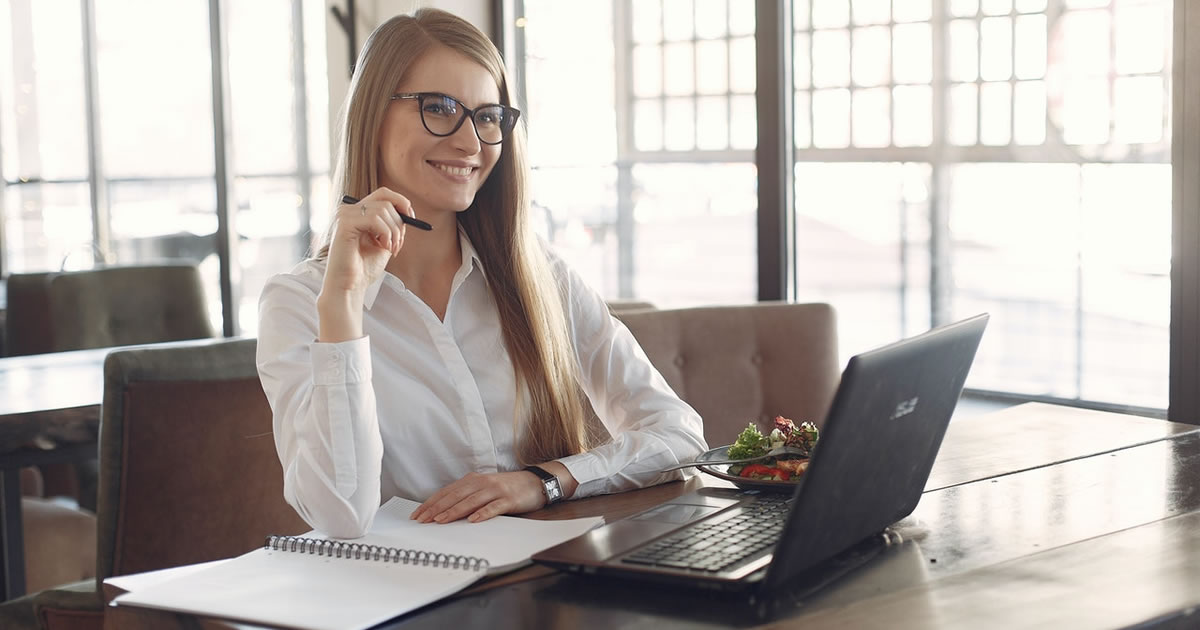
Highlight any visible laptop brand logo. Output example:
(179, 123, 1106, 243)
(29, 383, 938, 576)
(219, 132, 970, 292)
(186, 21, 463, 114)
(890, 397, 919, 420)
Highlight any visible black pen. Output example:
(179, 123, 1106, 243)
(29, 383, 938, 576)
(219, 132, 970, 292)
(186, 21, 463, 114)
(341, 194, 433, 231)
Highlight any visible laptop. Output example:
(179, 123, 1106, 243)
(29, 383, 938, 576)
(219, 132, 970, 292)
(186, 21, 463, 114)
(533, 313, 988, 597)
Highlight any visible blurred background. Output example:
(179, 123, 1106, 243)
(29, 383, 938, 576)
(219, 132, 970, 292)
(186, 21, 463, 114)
(0, 0, 1183, 415)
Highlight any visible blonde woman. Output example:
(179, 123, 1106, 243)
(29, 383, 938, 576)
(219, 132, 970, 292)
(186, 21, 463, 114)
(256, 8, 706, 538)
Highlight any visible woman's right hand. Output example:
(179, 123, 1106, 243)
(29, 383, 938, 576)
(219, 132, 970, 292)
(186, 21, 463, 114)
(322, 188, 414, 295)
(317, 188, 414, 342)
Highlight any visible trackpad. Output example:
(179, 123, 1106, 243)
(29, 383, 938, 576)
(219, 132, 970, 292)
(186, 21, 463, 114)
(631, 503, 724, 525)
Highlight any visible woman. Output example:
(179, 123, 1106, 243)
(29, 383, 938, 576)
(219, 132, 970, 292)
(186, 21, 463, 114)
(256, 8, 706, 539)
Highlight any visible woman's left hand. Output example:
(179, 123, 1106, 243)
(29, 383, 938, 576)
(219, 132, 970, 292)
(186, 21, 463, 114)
(411, 471, 546, 524)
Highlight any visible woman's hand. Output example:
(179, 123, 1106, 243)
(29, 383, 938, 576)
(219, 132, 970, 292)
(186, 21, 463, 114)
(322, 188, 414, 295)
(410, 471, 546, 524)
(411, 461, 585, 524)
(317, 188, 415, 342)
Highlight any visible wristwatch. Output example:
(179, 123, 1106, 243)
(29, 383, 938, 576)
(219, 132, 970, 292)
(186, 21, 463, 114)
(523, 465, 563, 505)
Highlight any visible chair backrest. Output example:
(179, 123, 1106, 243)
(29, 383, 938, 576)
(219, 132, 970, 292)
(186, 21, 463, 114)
(616, 303, 840, 447)
(95, 338, 307, 580)
(4, 272, 55, 356)
(45, 264, 215, 353)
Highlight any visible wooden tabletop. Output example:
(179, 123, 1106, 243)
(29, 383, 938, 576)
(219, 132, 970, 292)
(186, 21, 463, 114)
(0, 347, 109, 454)
(104, 403, 1200, 629)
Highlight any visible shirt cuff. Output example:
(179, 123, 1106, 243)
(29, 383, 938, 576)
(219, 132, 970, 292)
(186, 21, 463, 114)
(310, 336, 372, 386)
(557, 451, 609, 499)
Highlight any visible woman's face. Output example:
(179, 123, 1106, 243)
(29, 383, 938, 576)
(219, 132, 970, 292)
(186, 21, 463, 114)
(377, 45, 503, 216)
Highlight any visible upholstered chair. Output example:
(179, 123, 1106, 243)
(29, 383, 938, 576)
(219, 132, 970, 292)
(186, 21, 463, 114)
(616, 303, 840, 447)
(4, 338, 307, 630)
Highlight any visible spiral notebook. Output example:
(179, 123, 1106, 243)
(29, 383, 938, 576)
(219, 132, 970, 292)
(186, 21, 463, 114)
(113, 497, 604, 630)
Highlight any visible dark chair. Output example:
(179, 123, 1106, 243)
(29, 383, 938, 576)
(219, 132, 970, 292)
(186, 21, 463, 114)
(0, 338, 307, 630)
(616, 303, 840, 447)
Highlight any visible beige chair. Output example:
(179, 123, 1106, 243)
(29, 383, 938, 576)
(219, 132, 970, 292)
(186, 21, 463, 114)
(0, 338, 307, 630)
(616, 303, 840, 447)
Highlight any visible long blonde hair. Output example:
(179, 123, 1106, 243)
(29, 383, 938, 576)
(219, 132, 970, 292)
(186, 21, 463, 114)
(323, 9, 589, 464)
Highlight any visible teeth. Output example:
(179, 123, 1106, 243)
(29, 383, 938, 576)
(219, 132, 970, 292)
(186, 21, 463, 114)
(433, 163, 472, 177)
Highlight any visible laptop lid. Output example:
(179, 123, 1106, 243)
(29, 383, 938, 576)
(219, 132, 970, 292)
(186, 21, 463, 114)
(761, 313, 988, 591)
(533, 314, 988, 593)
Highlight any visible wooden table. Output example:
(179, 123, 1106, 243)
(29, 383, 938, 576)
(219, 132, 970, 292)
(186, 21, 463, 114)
(0, 347, 109, 600)
(105, 403, 1200, 629)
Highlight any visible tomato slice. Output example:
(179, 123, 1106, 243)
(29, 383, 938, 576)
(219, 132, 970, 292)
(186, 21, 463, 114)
(739, 464, 791, 481)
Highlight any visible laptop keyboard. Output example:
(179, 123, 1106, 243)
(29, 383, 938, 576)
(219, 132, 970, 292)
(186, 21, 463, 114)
(621, 496, 792, 573)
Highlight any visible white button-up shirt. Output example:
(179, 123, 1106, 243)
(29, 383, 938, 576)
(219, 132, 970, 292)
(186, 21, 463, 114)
(256, 232, 708, 537)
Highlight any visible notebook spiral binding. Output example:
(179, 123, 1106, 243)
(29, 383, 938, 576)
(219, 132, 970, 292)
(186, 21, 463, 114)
(264, 535, 489, 572)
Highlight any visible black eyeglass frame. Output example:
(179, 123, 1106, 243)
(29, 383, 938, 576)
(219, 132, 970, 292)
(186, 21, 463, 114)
(390, 92, 521, 145)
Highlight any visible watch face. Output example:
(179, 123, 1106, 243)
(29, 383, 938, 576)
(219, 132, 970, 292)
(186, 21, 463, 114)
(545, 480, 562, 503)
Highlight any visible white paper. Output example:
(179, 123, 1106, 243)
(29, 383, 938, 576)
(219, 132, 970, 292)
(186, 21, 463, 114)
(113, 498, 604, 630)
(104, 559, 230, 592)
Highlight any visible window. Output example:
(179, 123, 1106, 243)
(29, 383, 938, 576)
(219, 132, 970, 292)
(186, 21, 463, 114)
(791, 0, 1171, 410)
(523, 0, 758, 305)
(0, 0, 329, 336)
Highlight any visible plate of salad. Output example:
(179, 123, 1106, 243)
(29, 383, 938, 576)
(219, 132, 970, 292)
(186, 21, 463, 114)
(695, 416, 819, 491)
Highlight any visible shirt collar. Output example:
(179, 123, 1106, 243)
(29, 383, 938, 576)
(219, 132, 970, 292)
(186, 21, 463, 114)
(362, 224, 485, 310)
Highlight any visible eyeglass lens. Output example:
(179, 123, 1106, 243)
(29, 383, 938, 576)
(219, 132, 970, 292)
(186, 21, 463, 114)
(419, 94, 512, 144)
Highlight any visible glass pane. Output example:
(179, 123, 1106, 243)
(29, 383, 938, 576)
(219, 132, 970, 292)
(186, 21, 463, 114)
(892, 23, 932, 84)
(948, 163, 1083, 397)
(813, 0, 850, 28)
(730, 94, 756, 149)
(695, 0, 726, 39)
(228, 0, 296, 176)
(2, 183, 93, 272)
(729, 37, 756, 93)
(794, 162, 930, 355)
(1016, 0, 1047, 12)
(1066, 0, 1109, 7)
(795, 0, 811, 30)
(664, 97, 695, 151)
(852, 0, 889, 25)
(634, 99, 664, 151)
(632, 163, 757, 305)
(892, 0, 931, 22)
(696, 95, 729, 149)
(812, 29, 851, 88)
(1115, 5, 1166, 75)
(948, 20, 980, 82)
(663, 42, 695, 96)
(95, 0, 214, 178)
(303, 0, 331, 173)
(852, 88, 890, 147)
(852, 26, 890, 87)
(0, 2, 89, 181)
(663, 0, 694, 41)
(982, 0, 1013, 15)
(794, 32, 812, 89)
(980, 17, 1013, 81)
(1077, 164, 1169, 407)
(1013, 80, 1046, 145)
(531, 165, 619, 295)
(1061, 78, 1110, 145)
(1059, 10, 1112, 77)
(812, 88, 851, 148)
(795, 90, 812, 148)
(979, 81, 1012, 145)
(237, 177, 308, 334)
(695, 40, 729, 94)
(893, 85, 932, 147)
(633, 45, 664, 97)
(729, 0, 755, 35)
(949, 83, 979, 145)
(950, 0, 980, 17)
(1113, 76, 1164, 144)
(1014, 14, 1047, 79)
(632, 0, 664, 43)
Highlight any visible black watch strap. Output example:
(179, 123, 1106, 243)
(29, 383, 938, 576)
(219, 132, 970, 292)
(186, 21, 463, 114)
(523, 465, 563, 505)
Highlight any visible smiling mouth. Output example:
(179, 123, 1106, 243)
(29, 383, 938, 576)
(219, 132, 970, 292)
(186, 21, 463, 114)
(430, 163, 475, 177)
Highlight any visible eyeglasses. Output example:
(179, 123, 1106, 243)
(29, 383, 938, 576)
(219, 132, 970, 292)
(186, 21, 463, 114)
(390, 92, 520, 145)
